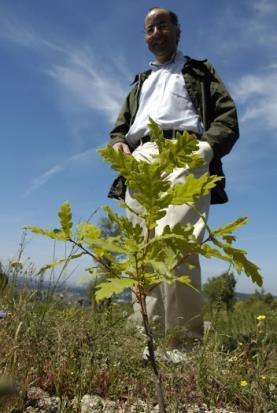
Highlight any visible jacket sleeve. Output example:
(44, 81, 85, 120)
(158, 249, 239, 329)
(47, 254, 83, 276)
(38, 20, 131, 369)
(109, 90, 134, 146)
(201, 62, 239, 159)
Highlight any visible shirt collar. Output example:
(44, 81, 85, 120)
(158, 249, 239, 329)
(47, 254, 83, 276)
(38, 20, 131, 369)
(149, 50, 187, 69)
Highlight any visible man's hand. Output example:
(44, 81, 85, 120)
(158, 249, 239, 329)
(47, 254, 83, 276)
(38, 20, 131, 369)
(112, 142, 131, 155)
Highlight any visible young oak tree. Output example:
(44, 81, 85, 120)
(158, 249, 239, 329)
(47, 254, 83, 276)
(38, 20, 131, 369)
(25, 120, 262, 412)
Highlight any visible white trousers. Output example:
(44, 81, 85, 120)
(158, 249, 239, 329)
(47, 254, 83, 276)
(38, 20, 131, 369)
(126, 140, 213, 339)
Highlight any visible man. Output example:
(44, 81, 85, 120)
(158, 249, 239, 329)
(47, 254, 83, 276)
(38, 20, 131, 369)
(108, 7, 239, 346)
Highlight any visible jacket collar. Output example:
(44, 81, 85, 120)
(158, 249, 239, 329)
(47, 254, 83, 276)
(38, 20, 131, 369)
(131, 69, 152, 85)
(131, 55, 208, 84)
(183, 56, 208, 77)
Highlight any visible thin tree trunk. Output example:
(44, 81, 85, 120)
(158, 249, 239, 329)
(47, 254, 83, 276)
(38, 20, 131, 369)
(138, 287, 166, 413)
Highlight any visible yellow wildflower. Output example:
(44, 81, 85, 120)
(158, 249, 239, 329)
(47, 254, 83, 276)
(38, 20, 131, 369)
(256, 315, 266, 321)
(261, 375, 267, 380)
(240, 380, 248, 387)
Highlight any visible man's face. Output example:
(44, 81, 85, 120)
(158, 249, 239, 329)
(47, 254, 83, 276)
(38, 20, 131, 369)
(144, 9, 180, 63)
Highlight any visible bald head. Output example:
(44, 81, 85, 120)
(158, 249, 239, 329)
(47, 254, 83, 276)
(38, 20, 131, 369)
(145, 7, 179, 27)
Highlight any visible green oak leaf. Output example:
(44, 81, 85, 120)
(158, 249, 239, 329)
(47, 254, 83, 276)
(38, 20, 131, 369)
(23, 226, 68, 241)
(103, 205, 143, 242)
(212, 217, 248, 236)
(95, 277, 135, 302)
(223, 244, 263, 287)
(37, 252, 85, 275)
(169, 173, 222, 204)
(76, 222, 101, 242)
(200, 244, 231, 262)
(98, 144, 138, 178)
(58, 201, 72, 238)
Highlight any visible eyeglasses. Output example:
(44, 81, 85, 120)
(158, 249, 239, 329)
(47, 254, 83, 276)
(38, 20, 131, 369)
(144, 21, 172, 36)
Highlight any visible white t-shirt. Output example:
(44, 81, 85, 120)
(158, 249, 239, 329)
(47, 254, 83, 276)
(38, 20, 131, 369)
(125, 50, 204, 148)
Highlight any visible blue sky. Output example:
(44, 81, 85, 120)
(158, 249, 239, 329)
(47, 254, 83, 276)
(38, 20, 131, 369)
(0, 0, 276, 294)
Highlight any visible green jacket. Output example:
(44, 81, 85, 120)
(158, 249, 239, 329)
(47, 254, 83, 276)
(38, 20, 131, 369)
(108, 57, 239, 204)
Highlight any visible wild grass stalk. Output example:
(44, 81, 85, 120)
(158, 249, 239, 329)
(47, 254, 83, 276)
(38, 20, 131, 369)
(1, 279, 276, 412)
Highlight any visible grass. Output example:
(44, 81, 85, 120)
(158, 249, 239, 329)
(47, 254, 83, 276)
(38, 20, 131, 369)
(0, 269, 276, 413)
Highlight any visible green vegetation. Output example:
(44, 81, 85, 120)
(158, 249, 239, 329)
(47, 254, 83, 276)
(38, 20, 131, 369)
(203, 271, 237, 313)
(23, 121, 263, 412)
(0, 271, 276, 412)
(1, 122, 274, 412)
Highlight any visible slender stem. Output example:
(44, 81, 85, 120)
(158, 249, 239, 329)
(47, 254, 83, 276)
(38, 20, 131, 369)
(134, 222, 167, 412)
(69, 238, 116, 275)
(189, 203, 215, 241)
(173, 250, 195, 271)
(136, 285, 166, 413)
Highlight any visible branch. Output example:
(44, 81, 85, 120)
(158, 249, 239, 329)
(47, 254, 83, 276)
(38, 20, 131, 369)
(69, 238, 117, 276)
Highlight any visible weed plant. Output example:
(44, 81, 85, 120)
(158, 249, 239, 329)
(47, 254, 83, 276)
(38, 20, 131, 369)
(0, 275, 276, 413)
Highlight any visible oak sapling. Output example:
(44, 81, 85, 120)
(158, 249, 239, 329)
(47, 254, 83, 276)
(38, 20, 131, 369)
(25, 120, 262, 412)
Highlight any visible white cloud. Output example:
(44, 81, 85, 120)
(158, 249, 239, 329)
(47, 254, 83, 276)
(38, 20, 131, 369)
(0, 13, 64, 53)
(25, 148, 98, 196)
(47, 58, 125, 123)
(0, 17, 127, 123)
(252, 0, 277, 16)
(47, 48, 127, 122)
(0, 16, 36, 47)
(200, 1, 277, 61)
(247, 20, 277, 52)
(0, 12, 128, 194)
(69, 148, 97, 163)
(25, 164, 64, 196)
(233, 68, 277, 129)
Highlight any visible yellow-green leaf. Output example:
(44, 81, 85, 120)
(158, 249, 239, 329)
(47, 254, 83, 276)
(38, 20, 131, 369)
(95, 278, 135, 302)
(213, 217, 248, 236)
(170, 173, 222, 204)
(58, 202, 72, 237)
(200, 244, 231, 262)
(77, 222, 101, 242)
(37, 252, 85, 275)
(223, 245, 263, 287)
(98, 144, 138, 178)
(23, 226, 68, 241)
(177, 275, 197, 291)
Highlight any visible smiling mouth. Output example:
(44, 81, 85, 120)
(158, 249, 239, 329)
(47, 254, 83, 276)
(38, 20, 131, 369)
(153, 40, 167, 47)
